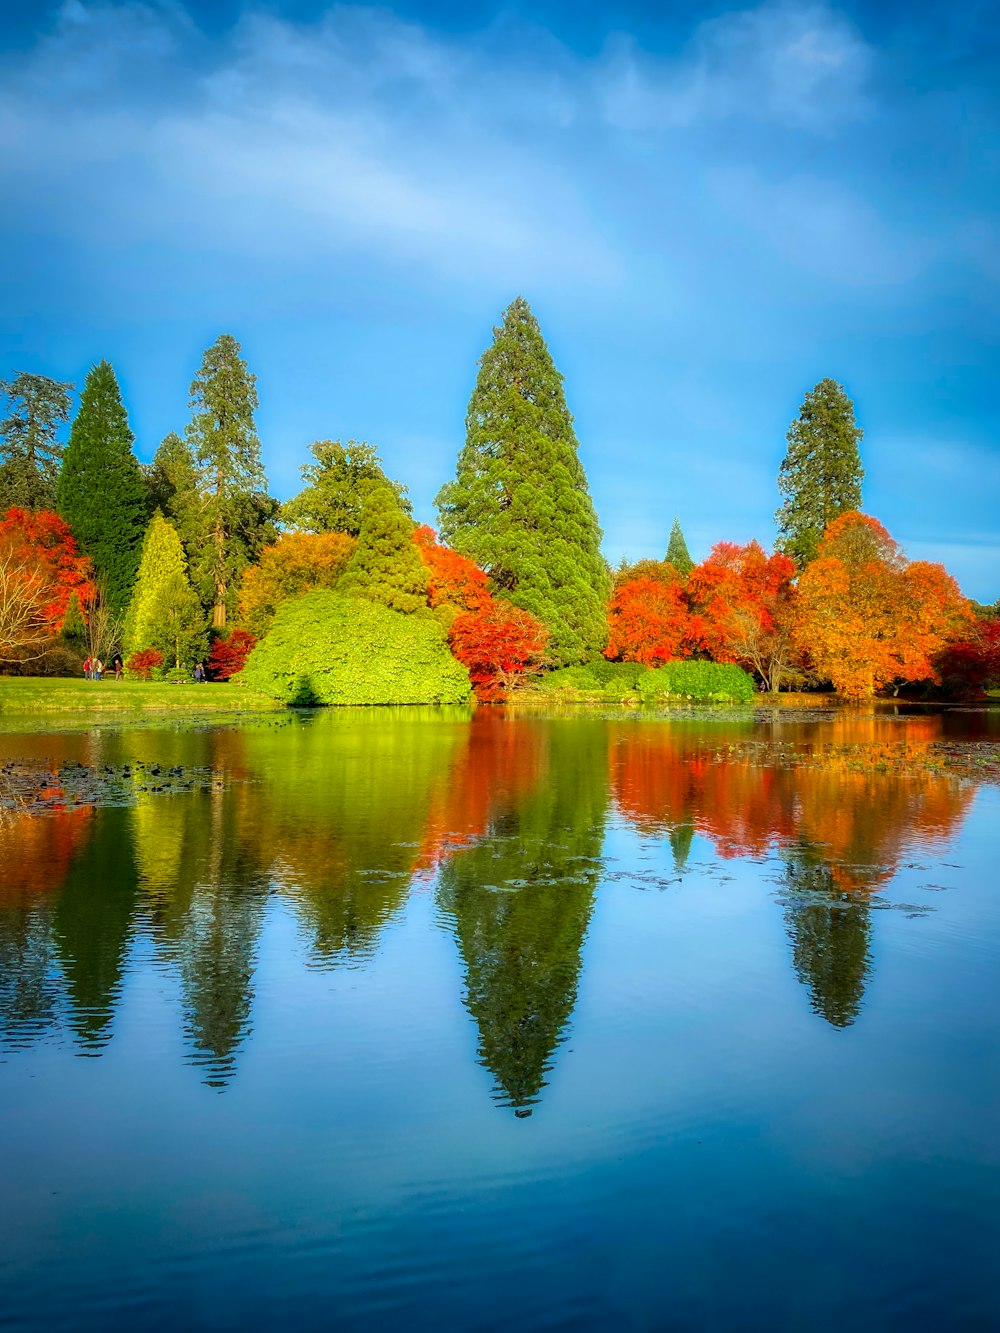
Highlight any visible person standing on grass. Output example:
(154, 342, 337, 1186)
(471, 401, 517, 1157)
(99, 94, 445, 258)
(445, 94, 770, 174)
(194, 661, 205, 683)
(113, 655, 123, 681)
(95, 658, 104, 681)
(83, 655, 92, 680)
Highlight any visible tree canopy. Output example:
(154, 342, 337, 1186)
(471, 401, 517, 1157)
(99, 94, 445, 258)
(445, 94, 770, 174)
(186, 334, 276, 627)
(283, 439, 410, 536)
(0, 372, 74, 512)
(124, 511, 205, 668)
(776, 378, 864, 567)
(436, 297, 609, 666)
(665, 517, 694, 576)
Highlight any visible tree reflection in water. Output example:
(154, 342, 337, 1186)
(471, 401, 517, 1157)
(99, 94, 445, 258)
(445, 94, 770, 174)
(0, 709, 980, 1091)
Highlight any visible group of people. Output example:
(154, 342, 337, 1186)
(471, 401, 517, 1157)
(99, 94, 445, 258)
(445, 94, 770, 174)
(82, 655, 123, 681)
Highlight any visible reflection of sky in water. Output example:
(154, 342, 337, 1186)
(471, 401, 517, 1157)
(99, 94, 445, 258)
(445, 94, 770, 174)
(1, 710, 998, 1330)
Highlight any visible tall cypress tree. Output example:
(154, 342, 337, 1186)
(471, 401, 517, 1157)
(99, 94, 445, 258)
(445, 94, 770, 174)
(57, 361, 147, 612)
(776, 378, 864, 567)
(436, 297, 609, 666)
(337, 484, 429, 614)
(186, 335, 275, 628)
(665, 516, 694, 576)
(0, 372, 74, 511)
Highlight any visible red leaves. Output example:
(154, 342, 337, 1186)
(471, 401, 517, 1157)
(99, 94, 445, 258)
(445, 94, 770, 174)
(605, 575, 691, 666)
(125, 648, 163, 680)
(414, 526, 547, 699)
(448, 600, 548, 701)
(208, 629, 257, 681)
(0, 507, 95, 630)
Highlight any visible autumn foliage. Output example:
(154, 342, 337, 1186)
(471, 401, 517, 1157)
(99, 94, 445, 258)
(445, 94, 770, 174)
(125, 648, 164, 680)
(0, 507, 94, 630)
(796, 512, 973, 698)
(414, 525, 548, 699)
(605, 568, 691, 666)
(238, 530, 356, 637)
(208, 629, 257, 681)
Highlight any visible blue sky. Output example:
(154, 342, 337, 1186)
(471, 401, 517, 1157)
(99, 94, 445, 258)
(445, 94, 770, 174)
(1, 0, 997, 598)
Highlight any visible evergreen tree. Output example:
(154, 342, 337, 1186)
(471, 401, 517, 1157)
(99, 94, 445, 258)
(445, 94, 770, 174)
(665, 516, 694, 576)
(57, 361, 147, 612)
(776, 378, 864, 567)
(337, 485, 429, 614)
(283, 439, 411, 536)
(436, 297, 609, 666)
(146, 431, 201, 546)
(186, 335, 276, 628)
(0, 372, 74, 511)
(124, 512, 206, 666)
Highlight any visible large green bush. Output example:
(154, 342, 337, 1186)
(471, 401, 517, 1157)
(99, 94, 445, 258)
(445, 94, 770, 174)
(539, 658, 754, 703)
(235, 591, 472, 706)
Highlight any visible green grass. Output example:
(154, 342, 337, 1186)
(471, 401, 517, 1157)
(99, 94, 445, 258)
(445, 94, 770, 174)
(0, 676, 282, 717)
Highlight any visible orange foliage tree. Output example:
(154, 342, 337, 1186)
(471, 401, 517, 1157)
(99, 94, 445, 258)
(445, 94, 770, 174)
(237, 530, 356, 637)
(0, 507, 95, 631)
(413, 525, 548, 699)
(688, 541, 798, 691)
(796, 512, 973, 698)
(605, 565, 692, 666)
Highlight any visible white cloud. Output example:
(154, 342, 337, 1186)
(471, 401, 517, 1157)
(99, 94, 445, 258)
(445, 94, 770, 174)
(600, 1, 872, 132)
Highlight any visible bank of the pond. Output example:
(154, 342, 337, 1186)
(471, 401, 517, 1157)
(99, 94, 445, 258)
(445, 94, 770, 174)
(0, 677, 282, 716)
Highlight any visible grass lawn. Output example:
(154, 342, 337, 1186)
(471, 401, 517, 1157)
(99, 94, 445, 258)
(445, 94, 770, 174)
(0, 676, 281, 716)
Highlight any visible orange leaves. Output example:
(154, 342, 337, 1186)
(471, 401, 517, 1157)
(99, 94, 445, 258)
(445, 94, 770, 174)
(688, 542, 797, 686)
(208, 629, 256, 681)
(0, 507, 95, 632)
(797, 511, 974, 698)
(413, 524, 491, 613)
(414, 526, 548, 698)
(605, 574, 691, 666)
(238, 530, 356, 637)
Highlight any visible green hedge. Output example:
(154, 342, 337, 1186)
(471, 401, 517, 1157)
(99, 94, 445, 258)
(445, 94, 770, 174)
(539, 658, 754, 703)
(637, 661, 755, 703)
(235, 591, 472, 706)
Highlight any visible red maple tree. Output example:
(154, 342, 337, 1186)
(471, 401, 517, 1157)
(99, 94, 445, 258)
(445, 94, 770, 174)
(0, 507, 95, 630)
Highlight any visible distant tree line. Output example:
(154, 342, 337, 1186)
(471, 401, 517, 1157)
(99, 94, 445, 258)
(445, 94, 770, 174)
(0, 301, 996, 698)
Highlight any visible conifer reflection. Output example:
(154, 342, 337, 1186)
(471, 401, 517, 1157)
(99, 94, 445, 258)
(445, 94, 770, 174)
(780, 844, 872, 1028)
(436, 719, 607, 1115)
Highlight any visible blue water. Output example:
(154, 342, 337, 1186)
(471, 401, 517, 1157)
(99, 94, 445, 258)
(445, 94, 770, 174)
(1, 707, 998, 1330)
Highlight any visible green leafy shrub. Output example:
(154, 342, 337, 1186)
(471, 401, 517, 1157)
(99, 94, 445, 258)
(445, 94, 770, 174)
(165, 667, 189, 684)
(538, 658, 754, 703)
(236, 591, 472, 706)
(637, 661, 755, 703)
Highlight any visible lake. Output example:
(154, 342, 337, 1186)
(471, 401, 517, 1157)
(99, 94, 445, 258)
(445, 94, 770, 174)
(1, 705, 998, 1331)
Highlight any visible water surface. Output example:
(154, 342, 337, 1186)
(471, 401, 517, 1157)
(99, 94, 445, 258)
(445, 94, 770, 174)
(1, 706, 998, 1330)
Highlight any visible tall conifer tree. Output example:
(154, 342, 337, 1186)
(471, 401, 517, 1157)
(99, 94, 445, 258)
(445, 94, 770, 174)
(665, 517, 694, 576)
(0, 372, 74, 511)
(146, 431, 201, 547)
(776, 378, 864, 567)
(436, 297, 608, 666)
(186, 335, 275, 628)
(57, 361, 147, 612)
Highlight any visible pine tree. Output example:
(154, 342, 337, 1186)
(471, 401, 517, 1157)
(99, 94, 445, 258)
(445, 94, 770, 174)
(0, 372, 74, 511)
(186, 335, 276, 628)
(436, 297, 609, 666)
(337, 485, 429, 614)
(665, 516, 694, 576)
(124, 512, 206, 666)
(283, 439, 411, 536)
(57, 361, 148, 612)
(776, 378, 864, 567)
(146, 432, 201, 545)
